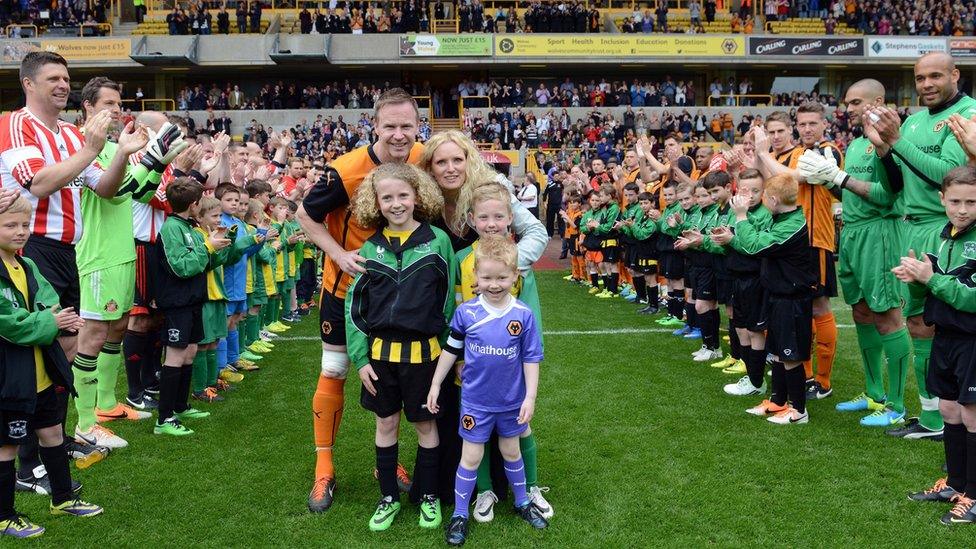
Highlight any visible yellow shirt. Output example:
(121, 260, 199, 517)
(4, 258, 52, 393)
(382, 227, 414, 246)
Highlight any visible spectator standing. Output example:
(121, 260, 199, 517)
(217, 5, 229, 34)
(236, 2, 246, 33)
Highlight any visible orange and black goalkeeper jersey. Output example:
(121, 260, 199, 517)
(777, 144, 842, 252)
(301, 143, 425, 299)
(564, 208, 582, 238)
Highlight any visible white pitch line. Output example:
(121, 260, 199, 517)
(273, 324, 856, 341)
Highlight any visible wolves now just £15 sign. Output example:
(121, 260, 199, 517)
(399, 34, 492, 57)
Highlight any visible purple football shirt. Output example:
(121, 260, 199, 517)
(446, 295, 544, 412)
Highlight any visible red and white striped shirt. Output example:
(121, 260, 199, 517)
(0, 108, 104, 245)
(131, 155, 172, 243)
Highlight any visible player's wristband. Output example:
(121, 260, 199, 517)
(832, 170, 850, 190)
(190, 170, 207, 184)
(140, 154, 166, 174)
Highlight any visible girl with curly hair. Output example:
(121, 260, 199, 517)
(344, 162, 457, 533)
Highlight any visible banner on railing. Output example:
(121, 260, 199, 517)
(1, 38, 130, 63)
(949, 38, 976, 58)
(748, 36, 863, 56)
(867, 37, 946, 58)
(399, 34, 492, 57)
(494, 35, 744, 57)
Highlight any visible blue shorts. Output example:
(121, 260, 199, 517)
(226, 299, 247, 316)
(458, 404, 527, 443)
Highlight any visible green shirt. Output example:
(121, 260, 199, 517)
(843, 136, 899, 224)
(76, 140, 160, 276)
(889, 94, 976, 221)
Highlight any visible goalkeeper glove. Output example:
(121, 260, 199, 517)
(140, 122, 188, 173)
(796, 148, 848, 189)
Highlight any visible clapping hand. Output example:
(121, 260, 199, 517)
(892, 249, 933, 284)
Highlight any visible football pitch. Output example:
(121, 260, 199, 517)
(16, 271, 971, 547)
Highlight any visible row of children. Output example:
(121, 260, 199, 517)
(561, 166, 821, 424)
(341, 163, 550, 545)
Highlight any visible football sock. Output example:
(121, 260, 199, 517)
(770, 361, 787, 406)
(95, 341, 122, 410)
(854, 323, 885, 403)
(813, 312, 837, 389)
(504, 458, 529, 507)
(881, 328, 911, 413)
(967, 431, 976, 497)
(589, 273, 599, 287)
(144, 331, 162, 394)
(216, 338, 228, 371)
(157, 365, 181, 422)
(247, 314, 260, 344)
(608, 273, 619, 294)
(785, 365, 807, 414)
(175, 363, 193, 413)
(191, 352, 208, 393)
(313, 376, 345, 479)
(701, 308, 719, 349)
(72, 353, 99, 431)
(647, 282, 659, 305)
(912, 338, 943, 431)
(227, 328, 240, 364)
(668, 290, 683, 318)
(746, 347, 766, 389)
(123, 330, 150, 401)
(633, 276, 647, 302)
(685, 301, 696, 328)
(453, 465, 478, 518)
(413, 445, 440, 498)
(206, 349, 218, 387)
(728, 318, 740, 360)
(520, 434, 539, 489)
(0, 460, 14, 521)
(475, 450, 493, 494)
(945, 422, 967, 493)
(38, 443, 72, 505)
(376, 443, 400, 500)
(803, 319, 816, 381)
(261, 303, 272, 327)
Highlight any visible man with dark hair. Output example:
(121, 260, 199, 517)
(70, 77, 187, 451)
(0, 52, 150, 488)
(297, 88, 424, 513)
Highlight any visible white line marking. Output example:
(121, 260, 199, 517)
(273, 324, 856, 341)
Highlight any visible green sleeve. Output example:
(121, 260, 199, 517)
(926, 272, 976, 314)
(161, 222, 211, 278)
(225, 233, 258, 265)
(580, 211, 595, 234)
(257, 243, 276, 264)
(345, 243, 374, 370)
(596, 204, 620, 235)
(630, 215, 657, 240)
(731, 213, 805, 257)
(440, 235, 458, 345)
(0, 267, 59, 347)
(118, 163, 163, 204)
(866, 181, 896, 207)
(891, 131, 971, 191)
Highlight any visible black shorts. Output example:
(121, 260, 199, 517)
(689, 266, 716, 301)
(716, 277, 732, 305)
(633, 256, 658, 275)
(160, 305, 204, 348)
(568, 236, 583, 257)
(601, 245, 620, 264)
(811, 248, 838, 298)
(360, 358, 438, 422)
(22, 235, 79, 313)
(765, 295, 812, 362)
(132, 239, 159, 316)
(0, 386, 66, 445)
(928, 334, 976, 404)
(731, 276, 767, 331)
(659, 252, 685, 280)
(319, 292, 346, 346)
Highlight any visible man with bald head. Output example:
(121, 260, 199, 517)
(798, 79, 913, 427)
(859, 51, 976, 443)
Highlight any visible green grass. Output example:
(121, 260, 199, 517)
(13, 271, 971, 546)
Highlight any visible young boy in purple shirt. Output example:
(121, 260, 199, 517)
(426, 234, 548, 546)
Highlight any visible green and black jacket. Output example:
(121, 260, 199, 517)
(345, 223, 457, 370)
(731, 208, 815, 297)
(703, 204, 773, 275)
(0, 256, 73, 413)
(912, 221, 976, 336)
